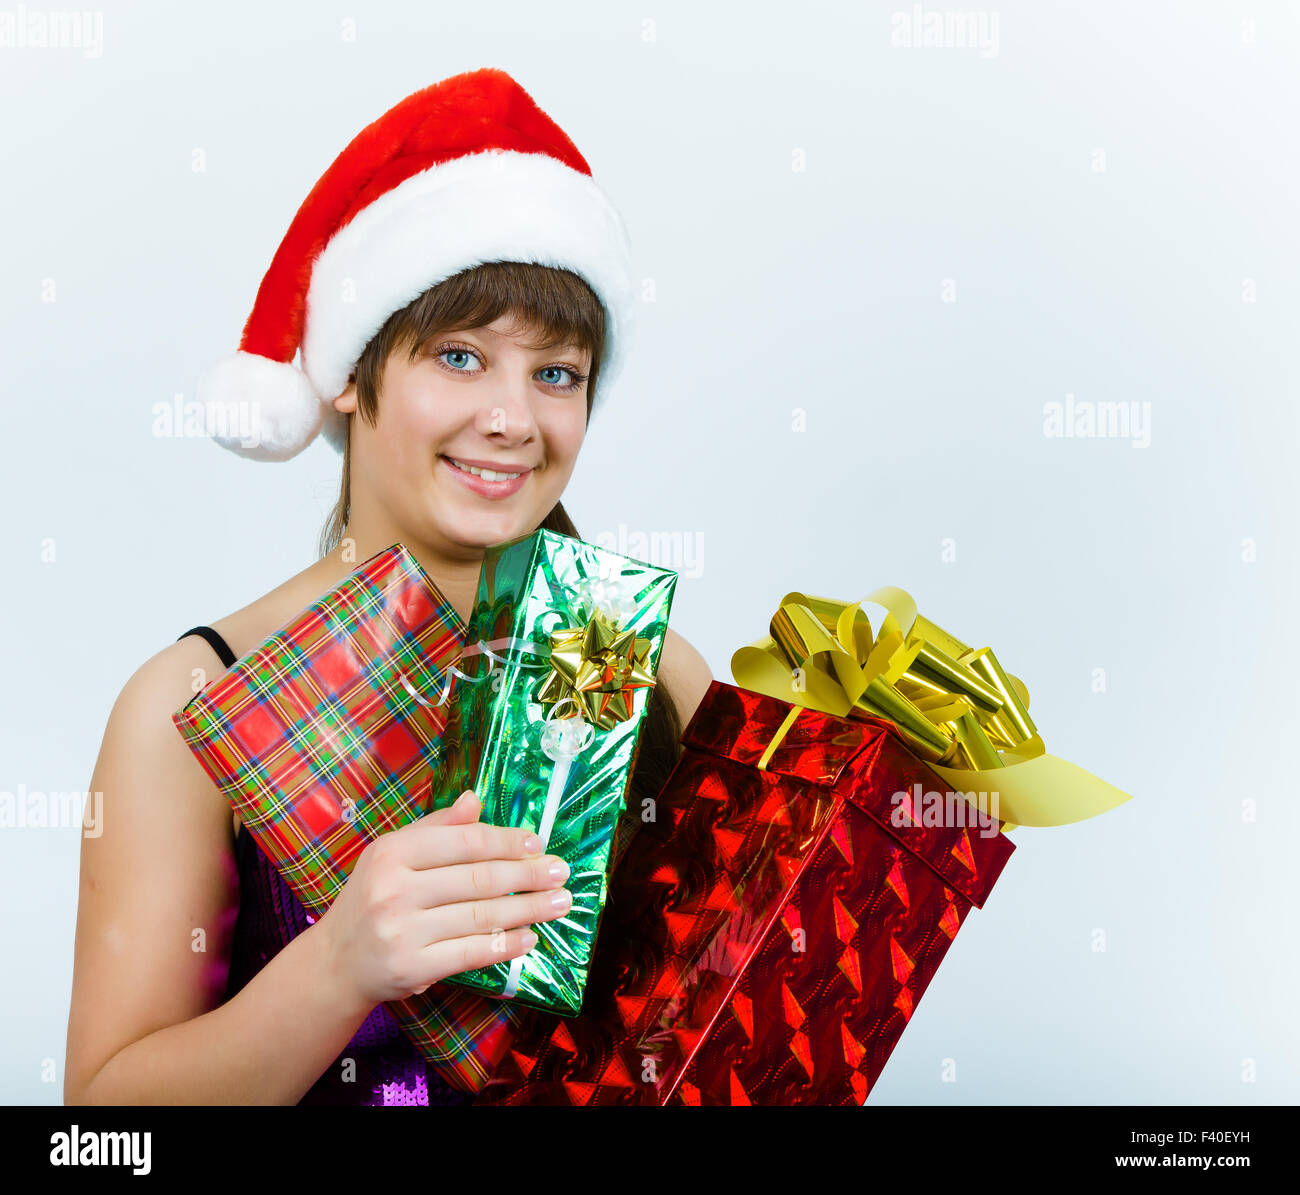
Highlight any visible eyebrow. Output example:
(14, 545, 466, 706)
(516, 337, 588, 356)
(460, 327, 588, 355)
(540, 342, 589, 356)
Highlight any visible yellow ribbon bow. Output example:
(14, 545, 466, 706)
(536, 608, 657, 732)
(731, 587, 1132, 829)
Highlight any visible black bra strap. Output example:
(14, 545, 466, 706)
(177, 625, 237, 668)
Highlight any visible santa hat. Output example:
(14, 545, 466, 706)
(198, 67, 636, 461)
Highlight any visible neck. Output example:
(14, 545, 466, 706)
(318, 509, 488, 628)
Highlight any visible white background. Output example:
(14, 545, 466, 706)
(1, 0, 1296, 1105)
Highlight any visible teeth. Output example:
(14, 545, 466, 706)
(448, 457, 523, 482)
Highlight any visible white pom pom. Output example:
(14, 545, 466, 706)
(196, 351, 325, 462)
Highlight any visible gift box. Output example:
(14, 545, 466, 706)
(172, 542, 525, 1094)
(475, 680, 1015, 1104)
(436, 528, 677, 1015)
(475, 588, 1131, 1104)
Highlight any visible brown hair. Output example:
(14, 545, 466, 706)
(318, 261, 683, 844)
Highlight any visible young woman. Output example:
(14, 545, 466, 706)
(63, 70, 713, 1106)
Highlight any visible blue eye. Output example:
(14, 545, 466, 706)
(537, 364, 588, 392)
(440, 347, 481, 372)
(432, 341, 587, 391)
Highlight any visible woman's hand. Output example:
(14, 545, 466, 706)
(314, 790, 570, 1008)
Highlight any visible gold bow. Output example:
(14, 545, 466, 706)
(536, 608, 657, 732)
(732, 587, 1132, 829)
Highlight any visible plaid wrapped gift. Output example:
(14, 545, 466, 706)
(172, 541, 525, 1093)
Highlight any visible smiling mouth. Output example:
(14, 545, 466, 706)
(441, 456, 533, 482)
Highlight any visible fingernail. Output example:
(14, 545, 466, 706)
(549, 889, 572, 910)
(521, 930, 538, 949)
(456, 790, 474, 806)
(522, 835, 542, 854)
(547, 860, 570, 882)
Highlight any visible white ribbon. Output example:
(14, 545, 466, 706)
(502, 696, 593, 999)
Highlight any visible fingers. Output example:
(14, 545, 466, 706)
(412, 853, 570, 908)
(418, 789, 482, 825)
(417, 926, 542, 985)
(416, 885, 573, 948)
(393, 796, 545, 870)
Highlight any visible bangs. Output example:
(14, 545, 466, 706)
(393, 260, 604, 364)
(350, 260, 606, 425)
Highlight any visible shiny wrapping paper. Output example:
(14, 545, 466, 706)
(437, 529, 677, 1015)
(475, 681, 1017, 1105)
(733, 587, 1131, 829)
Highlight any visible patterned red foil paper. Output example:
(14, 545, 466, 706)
(475, 680, 1016, 1105)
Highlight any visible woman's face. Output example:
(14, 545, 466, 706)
(335, 313, 591, 557)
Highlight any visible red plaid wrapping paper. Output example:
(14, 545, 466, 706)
(476, 680, 1017, 1105)
(172, 542, 526, 1093)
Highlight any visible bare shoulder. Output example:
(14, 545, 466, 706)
(658, 628, 714, 729)
(95, 633, 244, 861)
(121, 636, 234, 717)
(100, 637, 240, 785)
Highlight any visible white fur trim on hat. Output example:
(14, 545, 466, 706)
(300, 148, 636, 419)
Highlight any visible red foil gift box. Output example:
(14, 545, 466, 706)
(475, 679, 1016, 1105)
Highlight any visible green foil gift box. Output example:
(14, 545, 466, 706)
(436, 528, 677, 1015)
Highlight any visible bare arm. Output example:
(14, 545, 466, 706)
(64, 640, 377, 1105)
(65, 639, 569, 1106)
(75, 916, 376, 1105)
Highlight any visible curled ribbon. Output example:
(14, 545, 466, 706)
(732, 588, 1132, 829)
(397, 637, 526, 712)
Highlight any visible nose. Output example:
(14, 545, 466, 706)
(472, 370, 541, 447)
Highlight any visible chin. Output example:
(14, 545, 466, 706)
(436, 510, 538, 550)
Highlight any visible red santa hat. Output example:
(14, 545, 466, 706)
(198, 67, 636, 461)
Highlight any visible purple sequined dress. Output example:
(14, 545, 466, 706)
(225, 822, 474, 1106)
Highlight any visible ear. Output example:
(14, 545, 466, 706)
(332, 377, 358, 416)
